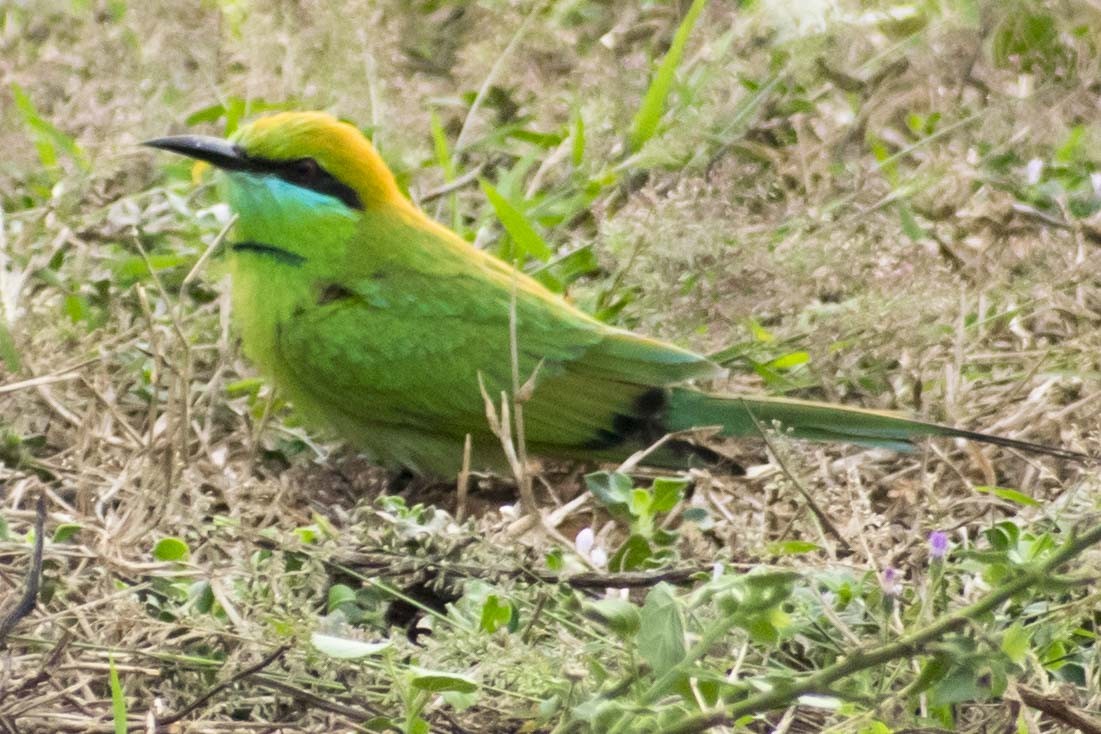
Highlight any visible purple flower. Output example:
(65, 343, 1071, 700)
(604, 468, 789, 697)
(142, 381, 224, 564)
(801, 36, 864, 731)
(881, 567, 900, 596)
(929, 531, 949, 560)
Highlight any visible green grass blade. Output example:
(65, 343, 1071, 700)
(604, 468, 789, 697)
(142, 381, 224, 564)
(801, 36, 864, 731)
(0, 320, 22, 373)
(571, 107, 586, 168)
(430, 109, 461, 229)
(480, 179, 552, 261)
(430, 110, 456, 181)
(109, 655, 127, 734)
(628, 0, 709, 152)
(11, 83, 89, 172)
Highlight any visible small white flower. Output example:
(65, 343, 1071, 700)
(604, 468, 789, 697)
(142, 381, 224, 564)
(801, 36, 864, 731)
(210, 445, 227, 468)
(575, 527, 594, 556)
(1025, 158, 1044, 185)
(574, 527, 607, 567)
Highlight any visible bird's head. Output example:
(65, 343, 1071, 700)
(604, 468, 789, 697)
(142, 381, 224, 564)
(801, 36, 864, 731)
(144, 111, 404, 215)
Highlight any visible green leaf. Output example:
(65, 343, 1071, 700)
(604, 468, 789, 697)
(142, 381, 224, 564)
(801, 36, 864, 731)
(152, 537, 190, 562)
(585, 471, 635, 513)
(293, 525, 320, 544)
(185, 102, 227, 126)
(609, 534, 653, 572)
(328, 584, 357, 612)
(583, 598, 640, 637)
(480, 594, 513, 633)
(747, 318, 774, 342)
(52, 523, 82, 543)
(765, 540, 821, 556)
(858, 722, 893, 734)
(530, 245, 600, 292)
(639, 584, 686, 676)
(109, 656, 127, 734)
(545, 547, 564, 571)
(974, 485, 1041, 507)
(184, 97, 296, 136)
(11, 82, 89, 172)
(507, 128, 565, 148)
(929, 663, 984, 706)
(898, 202, 926, 241)
(682, 506, 712, 529)
(113, 252, 192, 283)
(573, 699, 629, 727)
(1055, 125, 1086, 164)
(63, 294, 89, 323)
(189, 580, 215, 614)
(225, 377, 265, 398)
(628, 487, 652, 518)
(480, 179, 552, 261)
(910, 655, 952, 694)
(742, 611, 781, 644)
(1001, 623, 1030, 665)
(441, 689, 479, 711)
(764, 351, 809, 371)
(410, 668, 479, 693)
(650, 477, 689, 513)
(714, 571, 798, 617)
(740, 572, 799, 612)
(985, 520, 1021, 550)
(311, 633, 391, 660)
(628, 0, 709, 151)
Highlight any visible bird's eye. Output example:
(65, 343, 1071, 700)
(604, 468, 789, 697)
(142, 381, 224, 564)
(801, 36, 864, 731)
(291, 158, 321, 183)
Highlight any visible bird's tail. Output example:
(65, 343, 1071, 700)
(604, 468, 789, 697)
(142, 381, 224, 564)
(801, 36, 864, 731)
(664, 389, 1088, 461)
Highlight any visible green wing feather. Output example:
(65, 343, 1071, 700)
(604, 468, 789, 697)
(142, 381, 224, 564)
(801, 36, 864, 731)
(271, 237, 718, 472)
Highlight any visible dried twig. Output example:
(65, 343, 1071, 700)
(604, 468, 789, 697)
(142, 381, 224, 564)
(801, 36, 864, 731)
(1016, 683, 1101, 734)
(0, 495, 46, 643)
(744, 404, 850, 551)
(253, 675, 386, 721)
(149, 645, 290, 730)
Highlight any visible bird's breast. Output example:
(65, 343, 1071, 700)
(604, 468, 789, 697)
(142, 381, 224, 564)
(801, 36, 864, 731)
(227, 247, 316, 380)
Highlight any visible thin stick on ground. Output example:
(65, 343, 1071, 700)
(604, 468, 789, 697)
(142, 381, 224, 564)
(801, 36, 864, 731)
(145, 645, 290, 731)
(456, 433, 472, 523)
(0, 494, 46, 643)
(742, 402, 850, 552)
(1015, 683, 1101, 734)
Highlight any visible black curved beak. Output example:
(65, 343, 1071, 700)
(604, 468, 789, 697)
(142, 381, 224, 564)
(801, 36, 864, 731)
(142, 135, 248, 171)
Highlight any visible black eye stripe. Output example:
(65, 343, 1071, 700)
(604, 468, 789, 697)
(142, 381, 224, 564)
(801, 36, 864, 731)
(272, 158, 363, 210)
(232, 148, 363, 210)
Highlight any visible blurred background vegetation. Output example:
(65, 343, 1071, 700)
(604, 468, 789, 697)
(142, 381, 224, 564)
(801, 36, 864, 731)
(2, 0, 1100, 732)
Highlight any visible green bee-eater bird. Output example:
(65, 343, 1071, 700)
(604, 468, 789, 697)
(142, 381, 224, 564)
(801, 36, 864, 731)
(145, 112, 1084, 475)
